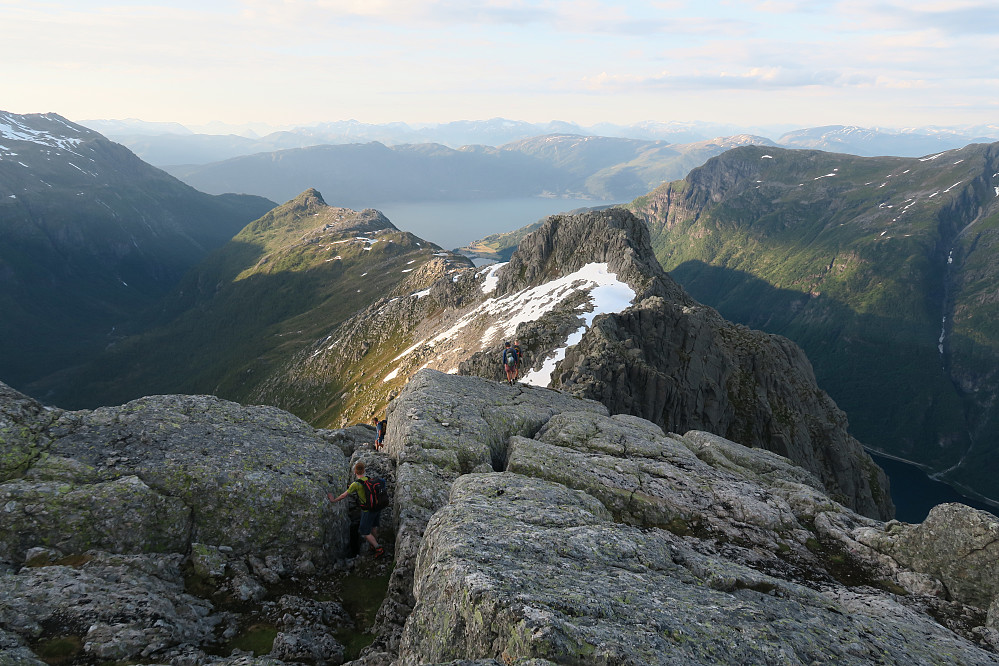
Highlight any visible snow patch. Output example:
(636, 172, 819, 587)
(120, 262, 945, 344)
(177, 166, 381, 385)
(761, 155, 773, 159)
(413, 288, 431, 298)
(383, 368, 400, 382)
(480, 262, 506, 294)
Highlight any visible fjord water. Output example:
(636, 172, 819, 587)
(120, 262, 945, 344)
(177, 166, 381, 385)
(869, 452, 998, 523)
(373, 197, 619, 249)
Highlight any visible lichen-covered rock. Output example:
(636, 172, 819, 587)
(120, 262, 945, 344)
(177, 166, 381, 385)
(399, 473, 994, 665)
(360, 370, 607, 659)
(885, 503, 999, 609)
(0, 389, 352, 565)
(0, 474, 190, 563)
(372, 371, 998, 665)
(0, 552, 217, 662)
(0, 382, 58, 482)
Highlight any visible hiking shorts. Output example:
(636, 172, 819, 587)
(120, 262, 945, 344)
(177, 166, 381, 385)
(359, 509, 381, 536)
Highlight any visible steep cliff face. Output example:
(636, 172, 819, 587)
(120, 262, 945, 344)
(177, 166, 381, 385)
(628, 143, 999, 505)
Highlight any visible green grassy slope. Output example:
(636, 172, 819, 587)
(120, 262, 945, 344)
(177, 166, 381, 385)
(628, 143, 999, 503)
(45, 189, 462, 410)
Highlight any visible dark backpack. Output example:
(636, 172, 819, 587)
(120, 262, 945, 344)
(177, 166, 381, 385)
(359, 476, 389, 511)
(376, 419, 387, 439)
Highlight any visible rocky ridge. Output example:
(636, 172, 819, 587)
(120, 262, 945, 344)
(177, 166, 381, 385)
(370, 370, 999, 665)
(3, 370, 999, 664)
(463, 209, 892, 519)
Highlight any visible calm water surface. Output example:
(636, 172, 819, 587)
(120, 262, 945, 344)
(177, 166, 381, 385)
(869, 452, 998, 523)
(372, 197, 620, 249)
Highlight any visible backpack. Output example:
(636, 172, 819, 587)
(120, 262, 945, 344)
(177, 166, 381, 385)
(502, 348, 517, 366)
(359, 476, 389, 511)
(376, 419, 387, 439)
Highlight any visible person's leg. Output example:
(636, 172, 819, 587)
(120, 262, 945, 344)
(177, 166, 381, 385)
(359, 511, 380, 548)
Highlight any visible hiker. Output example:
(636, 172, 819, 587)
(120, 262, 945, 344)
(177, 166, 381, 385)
(502, 341, 518, 385)
(327, 461, 386, 558)
(513, 338, 523, 381)
(373, 416, 386, 450)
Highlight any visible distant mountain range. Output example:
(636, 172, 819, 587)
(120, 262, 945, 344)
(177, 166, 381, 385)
(82, 116, 999, 166)
(162, 134, 777, 207)
(0, 111, 275, 392)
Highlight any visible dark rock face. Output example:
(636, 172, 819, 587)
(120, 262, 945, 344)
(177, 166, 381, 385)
(556, 294, 892, 520)
(494, 208, 677, 302)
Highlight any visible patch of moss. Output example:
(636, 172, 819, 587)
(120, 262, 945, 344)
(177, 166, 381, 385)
(334, 630, 376, 661)
(33, 635, 83, 665)
(339, 569, 392, 629)
(226, 622, 278, 656)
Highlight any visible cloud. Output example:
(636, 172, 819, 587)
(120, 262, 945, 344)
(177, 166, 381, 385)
(846, 1, 999, 36)
(584, 66, 881, 93)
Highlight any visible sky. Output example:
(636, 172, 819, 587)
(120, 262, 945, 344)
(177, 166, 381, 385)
(2, 0, 998, 132)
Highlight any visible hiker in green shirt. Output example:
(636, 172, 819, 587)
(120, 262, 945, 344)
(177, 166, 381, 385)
(328, 461, 386, 558)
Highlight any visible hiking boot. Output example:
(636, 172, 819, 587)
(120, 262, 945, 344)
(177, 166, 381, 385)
(373, 547, 386, 559)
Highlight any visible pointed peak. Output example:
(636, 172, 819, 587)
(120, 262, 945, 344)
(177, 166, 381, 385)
(286, 188, 327, 209)
(494, 208, 682, 302)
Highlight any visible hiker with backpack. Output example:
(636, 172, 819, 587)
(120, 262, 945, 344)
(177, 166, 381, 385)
(327, 461, 387, 558)
(502, 341, 518, 385)
(372, 416, 386, 450)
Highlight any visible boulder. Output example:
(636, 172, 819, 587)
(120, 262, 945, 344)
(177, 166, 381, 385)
(400, 472, 992, 665)
(885, 503, 999, 609)
(0, 389, 353, 565)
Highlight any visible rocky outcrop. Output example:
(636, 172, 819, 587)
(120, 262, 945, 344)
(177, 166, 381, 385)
(0, 381, 380, 665)
(376, 371, 998, 665)
(2, 390, 351, 564)
(3, 371, 999, 665)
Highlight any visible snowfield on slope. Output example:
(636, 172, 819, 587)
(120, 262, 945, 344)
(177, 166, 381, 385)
(393, 262, 635, 386)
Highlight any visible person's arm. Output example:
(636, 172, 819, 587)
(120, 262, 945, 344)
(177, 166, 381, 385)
(328, 482, 355, 502)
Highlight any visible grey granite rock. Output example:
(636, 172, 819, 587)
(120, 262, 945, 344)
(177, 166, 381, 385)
(376, 371, 998, 665)
(0, 387, 352, 566)
(400, 472, 993, 665)
(885, 503, 999, 609)
(0, 552, 217, 662)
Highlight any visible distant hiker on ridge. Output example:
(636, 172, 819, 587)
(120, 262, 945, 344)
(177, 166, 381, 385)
(502, 341, 518, 385)
(373, 416, 386, 450)
(328, 461, 386, 558)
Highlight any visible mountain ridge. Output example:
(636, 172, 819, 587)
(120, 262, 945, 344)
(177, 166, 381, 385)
(627, 142, 999, 505)
(0, 110, 275, 394)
